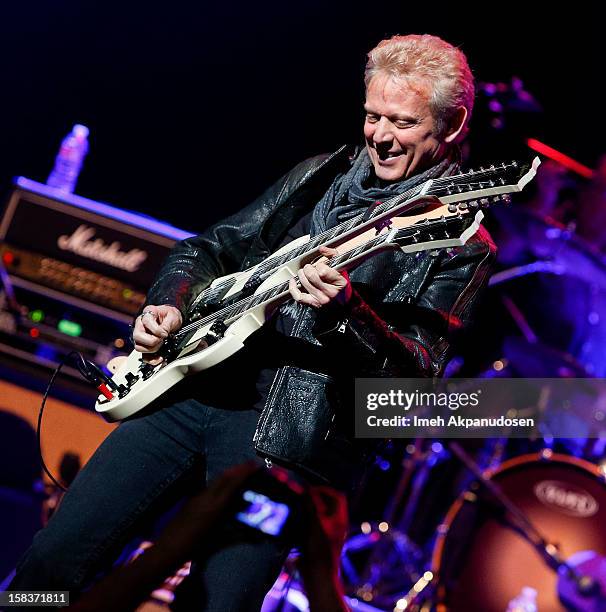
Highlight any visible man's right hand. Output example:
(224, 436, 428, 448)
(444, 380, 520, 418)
(132, 305, 183, 363)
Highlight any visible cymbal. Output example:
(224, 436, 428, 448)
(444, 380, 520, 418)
(491, 207, 606, 290)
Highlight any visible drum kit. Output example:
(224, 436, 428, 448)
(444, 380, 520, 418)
(341, 205, 606, 611)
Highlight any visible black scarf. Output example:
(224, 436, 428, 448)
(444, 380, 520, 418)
(309, 146, 461, 236)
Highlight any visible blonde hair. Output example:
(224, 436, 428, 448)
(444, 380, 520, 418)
(365, 34, 474, 139)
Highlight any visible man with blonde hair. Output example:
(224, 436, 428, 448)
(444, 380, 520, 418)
(11, 34, 494, 609)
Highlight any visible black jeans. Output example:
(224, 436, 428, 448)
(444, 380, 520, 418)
(10, 395, 289, 611)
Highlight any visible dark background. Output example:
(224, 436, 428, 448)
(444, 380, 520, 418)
(0, 1, 602, 234)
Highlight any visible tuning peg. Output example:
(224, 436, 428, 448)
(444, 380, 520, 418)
(491, 195, 502, 204)
(501, 194, 512, 204)
(448, 204, 458, 213)
(480, 198, 491, 208)
(458, 202, 468, 210)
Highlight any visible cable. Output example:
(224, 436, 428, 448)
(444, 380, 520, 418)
(37, 351, 123, 493)
(36, 352, 79, 493)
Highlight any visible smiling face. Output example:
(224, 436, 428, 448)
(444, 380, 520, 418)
(364, 72, 455, 182)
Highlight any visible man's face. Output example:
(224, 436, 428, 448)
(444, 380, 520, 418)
(364, 72, 446, 182)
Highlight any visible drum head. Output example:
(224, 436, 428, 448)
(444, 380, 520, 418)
(432, 454, 606, 611)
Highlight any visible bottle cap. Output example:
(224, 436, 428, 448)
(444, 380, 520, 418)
(72, 124, 90, 139)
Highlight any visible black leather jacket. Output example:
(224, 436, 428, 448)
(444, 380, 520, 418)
(145, 145, 496, 485)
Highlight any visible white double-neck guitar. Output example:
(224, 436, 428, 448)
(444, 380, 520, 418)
(96, 158, 540, 421)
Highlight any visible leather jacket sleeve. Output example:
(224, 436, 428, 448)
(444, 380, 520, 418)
(143, 187, 281, 317)
(143, 153, 340, 317)
(314, 227, 496, 377)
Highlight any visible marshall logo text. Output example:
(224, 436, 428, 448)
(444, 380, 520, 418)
(58, 225, 148, 272)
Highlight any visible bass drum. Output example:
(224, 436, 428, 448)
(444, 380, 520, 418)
(431, 453, 606, 611)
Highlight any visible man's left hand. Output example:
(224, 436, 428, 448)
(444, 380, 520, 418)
(289, 246, 352, 308)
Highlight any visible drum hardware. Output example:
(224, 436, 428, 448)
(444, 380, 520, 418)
(499, 294, 538, 344)
(489, 261, 568, 287)
(342, 440, 448, 609)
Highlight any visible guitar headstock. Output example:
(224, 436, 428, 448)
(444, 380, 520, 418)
(377, 211, 484, 255)
(432, 157, 541, 212)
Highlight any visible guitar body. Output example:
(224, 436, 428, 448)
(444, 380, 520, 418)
(95, 303, 271, 421)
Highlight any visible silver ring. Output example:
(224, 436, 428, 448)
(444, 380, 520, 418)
(142, 310, 155, 317)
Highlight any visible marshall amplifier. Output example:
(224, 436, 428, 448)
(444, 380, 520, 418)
(0, 177, 194, 379)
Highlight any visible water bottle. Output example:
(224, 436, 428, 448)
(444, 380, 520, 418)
(47, 124, 90, 193)
(506, 586, 538, 611)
